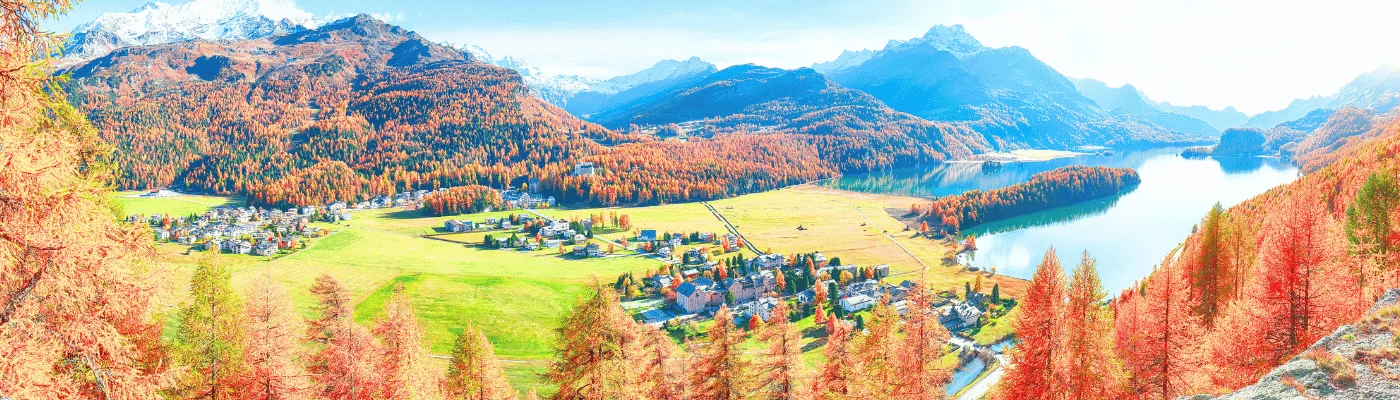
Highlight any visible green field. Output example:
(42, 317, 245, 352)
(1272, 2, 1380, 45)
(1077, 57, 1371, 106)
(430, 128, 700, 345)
(134, 185, 1028, 395)
(112, 190, 244, 217)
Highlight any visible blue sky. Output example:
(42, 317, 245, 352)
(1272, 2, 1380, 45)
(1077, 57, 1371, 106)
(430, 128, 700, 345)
(55, 0, 1400, 115)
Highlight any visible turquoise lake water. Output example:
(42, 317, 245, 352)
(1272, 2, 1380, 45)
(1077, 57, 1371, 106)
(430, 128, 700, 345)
(824, 148, 1299, 292)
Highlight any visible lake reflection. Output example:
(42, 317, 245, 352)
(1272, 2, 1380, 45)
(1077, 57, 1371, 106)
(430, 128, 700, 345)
(824, 148, 1298, 292)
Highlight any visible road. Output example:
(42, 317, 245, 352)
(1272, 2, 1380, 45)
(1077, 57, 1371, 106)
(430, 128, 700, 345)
(700, 201, 763, 254)
(957, 354, 1007, 400)
(851, 206, 933, 279)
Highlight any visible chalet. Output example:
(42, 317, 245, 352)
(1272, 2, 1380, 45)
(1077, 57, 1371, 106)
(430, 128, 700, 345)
(572, 243, 605, 258)
(681, 269, 700, 279)
(520, 241, 540, 251)
(940, 302, 982, 331)
(748, 253, 786, 270)
(500, 220, 513, 230)
(153, 229, 171, 241)
(649, 274, 674, 289)
(222, 239, 252, 255)
(573, 161, 596, 176)
(811, 252, 829, 267)
(444, 219, 473, 233)
(484, 217, 499, 225)
(966, 291, 989, 310)
(638, 229, 658, 241)
(873, 264, 891, 279)
(302, 206, 316, 215)
(657, 246, 673, 259)
(328, 202, 347, 212)
(543, 239, 563, 248)
(698, 232, 714, 242)
(840, 294, 876, 313)
(573, 234, 588, 243)
(252, 241, 278, 256)
(732, 297, 781, 324)
(684, 248, 709, 264)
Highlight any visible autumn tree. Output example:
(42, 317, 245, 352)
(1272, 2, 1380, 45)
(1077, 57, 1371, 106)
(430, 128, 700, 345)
(996, 249, 1065, 400)
(854, 297, 902, 398)
(892, 285, 951, 399)
(754, 301, 806, 400)
(1135, 256, 1205, 399)
(637, 325, 686, 400)
(1057, 252, 1124, 399)
(170, 255, 247, 399)
(445, 324, 516, 400)
(1254, 193, 1349, 361)
(237, 274, 309, 400)
(1191, 202, 1227, 327)
(689, 306, 753, 400)
(306, 276, 382, 399)
(544, 283, 642, 399)
(0, 0, 171, 395)
(374, 289, 439, 399)
(810, 319, 857, 400)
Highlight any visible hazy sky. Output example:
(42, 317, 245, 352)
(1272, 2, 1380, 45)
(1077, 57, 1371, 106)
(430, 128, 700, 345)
(55, 0, 1400, 115)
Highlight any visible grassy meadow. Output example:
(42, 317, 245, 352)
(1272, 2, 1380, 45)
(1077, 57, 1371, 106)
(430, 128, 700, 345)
(121, 184, 1028, 395)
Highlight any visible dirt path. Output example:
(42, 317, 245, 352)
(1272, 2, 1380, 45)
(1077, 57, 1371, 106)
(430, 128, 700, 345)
(701, 201, 764, 254)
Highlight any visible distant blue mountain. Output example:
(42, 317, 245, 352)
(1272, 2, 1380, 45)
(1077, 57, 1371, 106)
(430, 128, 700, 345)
(1071, 78, 1219, 137)
(1246, 65, 1400, 128)
(823, 25, 1208, 149)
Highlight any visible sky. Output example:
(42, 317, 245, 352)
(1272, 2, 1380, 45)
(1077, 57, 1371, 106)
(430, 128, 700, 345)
(54, 0, 1400, 115)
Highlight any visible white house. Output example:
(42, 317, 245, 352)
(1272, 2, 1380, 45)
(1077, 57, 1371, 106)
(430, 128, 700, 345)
(840, 294, 876, 313)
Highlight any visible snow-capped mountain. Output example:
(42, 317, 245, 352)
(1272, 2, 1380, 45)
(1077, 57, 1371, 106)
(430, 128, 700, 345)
(811, 49, 875, 74)
(587, 57, 715, 95)
(65, 0, 322, 61)
(455, 44, 600, 106)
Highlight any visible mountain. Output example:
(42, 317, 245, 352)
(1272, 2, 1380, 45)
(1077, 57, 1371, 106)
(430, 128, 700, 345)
(64, 0, 322, 61)
(564, 57, 717, 118)
(825, 25, 1208, 150)
(1071, 78, 1219, 136)
(456, 44, 601, 106)
(61, 14, 612, 207)
(1194, 289, 1400, 399)
(581, 63, 991, 167)
(1246, 64, 1400, 128)
(810, 49, 875, 74)
(1151, 101, 1249, 131)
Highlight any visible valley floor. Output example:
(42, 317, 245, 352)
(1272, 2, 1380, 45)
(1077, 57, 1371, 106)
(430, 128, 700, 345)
(126, 184, 1030, 395)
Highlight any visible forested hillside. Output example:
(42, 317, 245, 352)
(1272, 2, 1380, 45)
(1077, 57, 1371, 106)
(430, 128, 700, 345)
(63, 15, 985, 207)
(994, 111, 1400, 399)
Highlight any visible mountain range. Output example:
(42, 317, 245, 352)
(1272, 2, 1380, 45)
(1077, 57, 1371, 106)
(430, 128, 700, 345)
(62, 0, 322, 61)
(1245, 64, 1400, 128)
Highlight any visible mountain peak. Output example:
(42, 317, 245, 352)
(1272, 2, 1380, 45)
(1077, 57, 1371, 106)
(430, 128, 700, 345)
(65, 0, 322, 60)
(877, 24, 986, 58)
(588, 57, 717, 95)
(914, 24, 985, 56)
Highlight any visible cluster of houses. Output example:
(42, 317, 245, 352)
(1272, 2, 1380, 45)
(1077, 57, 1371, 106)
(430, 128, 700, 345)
(133, 205, 330, 257)
(635, 229, 743, 260)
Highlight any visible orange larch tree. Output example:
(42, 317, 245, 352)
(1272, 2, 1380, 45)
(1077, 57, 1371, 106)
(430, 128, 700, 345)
(689, 306, 753, 400)
(755, 301, 806, 400)
(893, 285, 952, 400)
(236, 274, 309, 400)
(444, 324, 517, 400)
(996, 249, 1066, 400)
(1058, 252, 1125, 399)
(373, 289, 440, 399)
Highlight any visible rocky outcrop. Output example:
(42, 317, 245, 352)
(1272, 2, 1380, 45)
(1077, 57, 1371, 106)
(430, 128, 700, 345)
(1186, 289, 1400, 399)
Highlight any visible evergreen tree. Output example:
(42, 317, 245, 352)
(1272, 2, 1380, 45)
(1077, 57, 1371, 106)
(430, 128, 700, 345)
(171, 255, 247, 399)
(1345, 171, 1400, 290)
